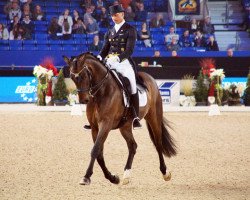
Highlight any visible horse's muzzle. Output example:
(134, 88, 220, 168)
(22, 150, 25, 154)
(79, 99, 89, 104)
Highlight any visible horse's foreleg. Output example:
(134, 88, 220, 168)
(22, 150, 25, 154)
(120, 126, 137, 185)
(97, 149, 120, 184)
(80, 123, 116, 185)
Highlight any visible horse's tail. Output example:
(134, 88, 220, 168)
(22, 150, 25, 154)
(146, 117, 177, 158)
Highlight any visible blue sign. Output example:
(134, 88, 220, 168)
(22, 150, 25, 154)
(222, 77, 247, 85)
(159, 82, 177, 104)
(0, 77, 37, 102)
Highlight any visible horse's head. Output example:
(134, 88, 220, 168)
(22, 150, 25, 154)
(63, 53, 108, 104)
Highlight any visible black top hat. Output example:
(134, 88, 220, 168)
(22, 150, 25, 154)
(109, 4, 125, 15)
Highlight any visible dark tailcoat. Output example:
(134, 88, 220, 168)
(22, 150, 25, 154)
(99, 22, 137, 63)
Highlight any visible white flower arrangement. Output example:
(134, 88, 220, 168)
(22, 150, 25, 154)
(33, 65, 54, 106)
(179, 95, 196, 107)
(33, 65, 53, 80)
(210, 69, 225, 80)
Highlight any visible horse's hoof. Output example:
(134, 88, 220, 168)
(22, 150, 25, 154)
(79, 177, 91, 185)
(122, 177, 130, 185)
(110, 174, 120, 184)
(163, 171, 171, 181)
(122, 169, 131, 185)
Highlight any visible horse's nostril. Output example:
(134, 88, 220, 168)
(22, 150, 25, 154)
(80, 99, 89, 104)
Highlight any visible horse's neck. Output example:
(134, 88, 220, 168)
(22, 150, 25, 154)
(89, 60, 120, 94)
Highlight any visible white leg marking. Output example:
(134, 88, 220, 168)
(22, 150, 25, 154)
(122, 169, 131, 185)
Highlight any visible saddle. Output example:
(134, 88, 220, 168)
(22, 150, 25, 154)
(109, 69, 147, 128)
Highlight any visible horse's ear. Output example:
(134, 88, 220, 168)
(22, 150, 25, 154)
(63, 56, 70, 65)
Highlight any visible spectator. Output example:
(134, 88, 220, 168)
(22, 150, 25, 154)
(179, 30, 193, 48)
(62, 21, 72, 40)
(206, 35, 219, 51)
(130, 0, 140, 13)
(124, 6, 135, 22)
(58, 9, 73, 30)
(72, 10, 82, 26)
(96, 0, 105, 10)
(72, 18, 86, 34)
(9, 15, 20, 32)
(10, 24, 26, 40)
(84, 6, 96, 25)
(153, 50, 161, 57)
(135, 2, 147, 22)
(150, 13, 165, 28)
(22, 0, 34, 11)
(171, 50, 178, 57)
(4, 0, 19, 15)
(21, 14, 34, 39)
(86, 17, 99, 34)
(89, 35, 102, 51)
(113, 1, 119, 6)
(120, 0, 132, 9)
(48, 17, 61, 40)
(21, 3, 32, 20)
(202, 16, 214, 35)
(98, 7, 110, 28)
(32, 4, 45, 21)
(189, 18, 201, 34)
(80, 0, 93, 10)
(8, 2, 22, 22)
(194, 30, 206, 48)
(0, 23, 10, 40)
(90, 4, 98, 20)
(165, 26, 179, 44)
(138, 22, 152, 47)
(166, 37, 180, 52)
(227, 48, 234, 57)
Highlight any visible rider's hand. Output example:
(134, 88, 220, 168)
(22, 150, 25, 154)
(97, 55, 102, 61)
(106, 56, 120, 66)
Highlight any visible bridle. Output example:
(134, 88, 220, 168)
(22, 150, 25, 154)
(70, 58, 109, 97)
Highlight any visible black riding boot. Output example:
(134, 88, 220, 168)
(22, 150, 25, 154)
(131, 92, 142, 129)
(83, 124, 91, 130)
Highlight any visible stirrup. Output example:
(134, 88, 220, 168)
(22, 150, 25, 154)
(83, 124, 91, 130)
(132, 118, 142, 130)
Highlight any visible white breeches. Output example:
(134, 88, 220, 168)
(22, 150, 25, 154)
(109, 59, 137, 94)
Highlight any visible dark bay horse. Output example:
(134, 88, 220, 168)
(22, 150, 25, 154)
(63, 52, 177, 185)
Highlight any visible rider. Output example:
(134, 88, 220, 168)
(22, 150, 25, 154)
(85, 4, 142, 130)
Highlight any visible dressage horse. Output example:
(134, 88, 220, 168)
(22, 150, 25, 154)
(63, 52, 177, 185)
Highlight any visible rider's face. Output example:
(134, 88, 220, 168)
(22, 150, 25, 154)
(111, 12, 124, 24)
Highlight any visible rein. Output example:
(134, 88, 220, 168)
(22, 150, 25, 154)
(70, 62, 109, 97)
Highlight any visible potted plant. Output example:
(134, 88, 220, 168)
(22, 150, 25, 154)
(193, 70, 208, 106)
(228, 84, 241, 106)
(243, 71, 250, 106)
(222, 88, 229, 105)
(33, 65, 53, 106)
(210, 69, 225, 106)
(179, 74, 196, 106)
(53, 69, 69, 106)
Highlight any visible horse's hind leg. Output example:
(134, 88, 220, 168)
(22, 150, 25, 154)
(119, 125, 137, 185)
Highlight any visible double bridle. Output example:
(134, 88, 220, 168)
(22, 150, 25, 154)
(70, 60, 109, 97)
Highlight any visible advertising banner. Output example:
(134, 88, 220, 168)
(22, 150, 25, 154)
(0, 77, 37, 103)
(156, 80, 180, 106)
(175, 0, 200, 15)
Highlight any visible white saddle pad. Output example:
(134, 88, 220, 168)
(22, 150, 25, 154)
(111, 70, 147, 108)
(123, 85, 147, 107)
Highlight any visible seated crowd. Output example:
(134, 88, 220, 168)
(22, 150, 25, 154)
(0, 0, 222, 52)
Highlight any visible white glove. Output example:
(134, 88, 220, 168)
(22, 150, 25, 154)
(97, 55, 102, 61)
(106, 56, 120, 66)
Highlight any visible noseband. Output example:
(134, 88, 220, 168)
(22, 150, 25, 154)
(70, 59, 109, 97)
